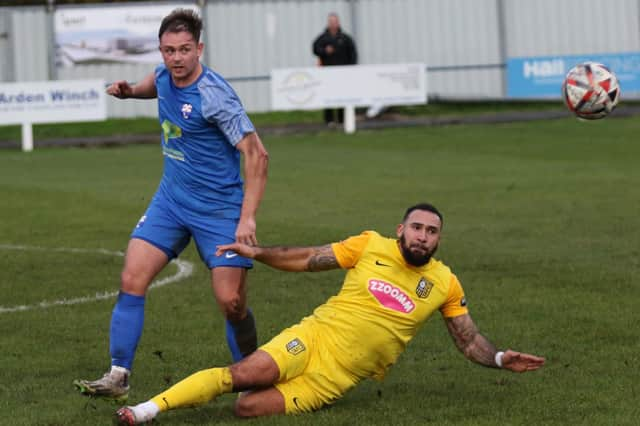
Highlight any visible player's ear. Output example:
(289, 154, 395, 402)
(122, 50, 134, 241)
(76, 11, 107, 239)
(197, 42, 204, 57)
(396, 223, 404, 238)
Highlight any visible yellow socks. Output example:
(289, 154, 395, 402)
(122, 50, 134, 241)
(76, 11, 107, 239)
(150, 367, 233, 412)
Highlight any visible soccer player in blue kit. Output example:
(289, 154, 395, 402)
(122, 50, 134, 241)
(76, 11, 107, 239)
(74, 9, 269, 401)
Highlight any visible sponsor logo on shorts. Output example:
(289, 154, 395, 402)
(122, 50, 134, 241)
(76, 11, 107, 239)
(461, 296, 467, 307)
(416, 277, 434, 299)
(286, 338, 306, 355)
(135, 214, 147, 229)
(225, 251, 238, 259)
(368, 279, 415, 313)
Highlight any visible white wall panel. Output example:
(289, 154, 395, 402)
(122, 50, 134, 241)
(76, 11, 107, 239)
(503, 0, 640, 56)
(10, 7, 50, 82)
(205, 0, 350, 77)
(3, 0, 640, 114)
(0, 10, 13, 82)
(355, 0, 503, 97)
(204, 0, 352, 111)
(356, 0, 501, 65)
(230, 79, 271, 112)
(429, 69, 503, 99)
(57, 63, 158, 118)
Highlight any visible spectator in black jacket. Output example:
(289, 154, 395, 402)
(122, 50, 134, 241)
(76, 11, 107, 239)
(312, 13, 358, 126)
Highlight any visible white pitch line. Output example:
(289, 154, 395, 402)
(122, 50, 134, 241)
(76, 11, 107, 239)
(0, 244, 194, 314)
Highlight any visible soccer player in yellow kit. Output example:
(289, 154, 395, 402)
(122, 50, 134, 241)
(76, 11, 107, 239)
(115, 203, 545, 424)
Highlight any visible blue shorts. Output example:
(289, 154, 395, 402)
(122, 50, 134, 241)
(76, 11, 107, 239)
(130, 196, 252, 269)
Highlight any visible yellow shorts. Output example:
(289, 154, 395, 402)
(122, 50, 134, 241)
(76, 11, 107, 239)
(260, 318, 360, 414)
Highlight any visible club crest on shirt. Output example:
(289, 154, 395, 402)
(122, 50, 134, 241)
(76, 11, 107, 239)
(181, 103, 193, 119)
(286, 338, 306, 355)
(416, 277, 434, 299)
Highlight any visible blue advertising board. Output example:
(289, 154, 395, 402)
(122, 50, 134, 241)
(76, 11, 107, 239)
(507, 52, 640, 98)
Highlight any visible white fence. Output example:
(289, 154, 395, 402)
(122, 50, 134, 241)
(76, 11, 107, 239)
(1, 0, 639, 116)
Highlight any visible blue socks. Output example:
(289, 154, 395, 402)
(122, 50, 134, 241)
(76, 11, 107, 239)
(110, 291, 145, 370)
(109, 292, 255, 368)
(225, 309, 257, 363)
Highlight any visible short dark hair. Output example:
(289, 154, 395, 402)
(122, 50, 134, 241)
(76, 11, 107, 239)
(159, 9, 202, 42)
(403, 203, 443, 224)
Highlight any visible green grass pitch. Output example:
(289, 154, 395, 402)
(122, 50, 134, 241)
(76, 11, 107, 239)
(1, 117, 639, 425)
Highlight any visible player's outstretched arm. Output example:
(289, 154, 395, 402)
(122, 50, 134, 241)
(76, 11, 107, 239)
(216, 243, 340, 272)
(106, 72, 157, 99)
(445, 314, 545, 372)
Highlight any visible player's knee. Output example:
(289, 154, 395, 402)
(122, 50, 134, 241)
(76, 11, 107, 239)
(234, 395, 261, 418)
(234, 396, 251, 417)
(218, 295, 245, 321)
(120, 270, 147, 294)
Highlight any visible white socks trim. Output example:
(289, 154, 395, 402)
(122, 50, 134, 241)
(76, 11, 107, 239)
(111, 365, 130, 376)
(132, 401, 160, 422)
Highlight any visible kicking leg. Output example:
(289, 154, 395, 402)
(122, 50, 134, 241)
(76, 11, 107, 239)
(115, 350, 280, 425)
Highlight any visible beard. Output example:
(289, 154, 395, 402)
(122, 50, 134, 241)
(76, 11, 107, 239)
(399, 234, 437, 267)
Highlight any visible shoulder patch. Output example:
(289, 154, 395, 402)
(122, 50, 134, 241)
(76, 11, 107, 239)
(286, 338, 306, 355)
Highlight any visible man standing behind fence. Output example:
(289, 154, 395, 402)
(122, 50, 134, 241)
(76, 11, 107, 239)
(312, 12, 358, 126)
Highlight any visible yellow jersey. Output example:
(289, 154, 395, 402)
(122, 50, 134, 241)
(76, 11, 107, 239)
(302, 231, 468, 381)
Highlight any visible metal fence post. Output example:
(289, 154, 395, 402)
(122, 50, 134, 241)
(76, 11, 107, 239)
(496, 0, 508, 98)
(348, 0, 358, 43)
(46, 0, 57, 81)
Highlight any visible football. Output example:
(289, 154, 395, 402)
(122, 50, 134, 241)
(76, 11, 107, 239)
(562, 62, 620, 120)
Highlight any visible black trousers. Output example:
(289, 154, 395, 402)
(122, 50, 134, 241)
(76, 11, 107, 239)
(324, 108, 344, 124)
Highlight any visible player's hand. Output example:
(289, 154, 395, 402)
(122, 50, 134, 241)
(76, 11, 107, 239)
(106, 80, 133, 99)
(235, 217, 258, 246)
(215, 242, 257, 259)
(501, 350, 545, 372)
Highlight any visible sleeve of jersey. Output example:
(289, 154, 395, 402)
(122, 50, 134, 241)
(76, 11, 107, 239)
(199, 77, 255, 146)
(153, 64, 167, 88)
(330, 231, 372, 269)
(439, 274, 469, 318)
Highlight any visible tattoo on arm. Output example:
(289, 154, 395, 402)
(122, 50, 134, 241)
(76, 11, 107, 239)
(307, 244, 340, 272)
(445, 314, 499, 367)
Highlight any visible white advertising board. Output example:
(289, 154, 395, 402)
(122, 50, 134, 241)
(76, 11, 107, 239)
(54, 4, 198, 67)
(271, 63, 427, 110)
(0, 79, 107, 151)
(0, 79, 106, 125)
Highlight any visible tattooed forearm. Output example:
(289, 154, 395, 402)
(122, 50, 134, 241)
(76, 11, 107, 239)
(253, 244, 339, 272)
(307, 245, 340, 272)
(446, 314, 499, 367)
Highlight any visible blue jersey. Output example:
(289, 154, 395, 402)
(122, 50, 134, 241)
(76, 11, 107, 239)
(154, 64, 255, 217)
